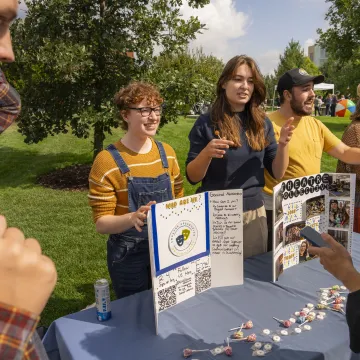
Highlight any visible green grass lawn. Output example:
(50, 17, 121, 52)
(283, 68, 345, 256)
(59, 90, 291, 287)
(0, 115, 350, 326)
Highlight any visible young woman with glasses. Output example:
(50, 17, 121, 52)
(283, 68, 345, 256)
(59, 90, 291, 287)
(88, 81, 184, 299)
(186, 55, 294, 258)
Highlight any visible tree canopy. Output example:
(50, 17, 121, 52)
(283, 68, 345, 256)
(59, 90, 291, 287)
(145, 48, 223, 122)
(317, 0, 360, 97)
(4, 0, 210, 157)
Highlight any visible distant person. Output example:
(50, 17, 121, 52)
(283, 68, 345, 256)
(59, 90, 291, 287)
(337, 100, 360, 232)
(264, 69, 360, 251)
(314, 95, 322, 116)
(331, 94, 338, 117)
(325, 94, 332, 116)
(341, 94, 345, 100)
(89, 81, 184, 299)
(308, 233, 360, 353)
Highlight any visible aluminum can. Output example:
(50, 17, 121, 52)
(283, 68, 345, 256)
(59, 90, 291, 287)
(94, 279, 112, 321)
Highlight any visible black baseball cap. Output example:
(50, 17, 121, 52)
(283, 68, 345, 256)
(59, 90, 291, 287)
(277, 68, 325, 96)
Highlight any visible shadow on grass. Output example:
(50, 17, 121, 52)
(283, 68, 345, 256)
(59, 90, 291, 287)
(40, 285, 96, 327)
(0, 146, 92, 189)
(41, 282, 117, 327)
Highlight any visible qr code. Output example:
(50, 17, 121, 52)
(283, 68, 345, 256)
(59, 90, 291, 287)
(157, 285, 176, 312)
(195, 269, 211, 294)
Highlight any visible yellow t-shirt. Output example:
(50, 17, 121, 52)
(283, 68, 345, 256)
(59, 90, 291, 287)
(263, 110, 341, 195)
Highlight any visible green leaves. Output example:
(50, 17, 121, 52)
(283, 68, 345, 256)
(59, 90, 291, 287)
(3, 0, 210, 157)
(316, 0, 360, 97)
(275, 40, 320, 79)
(144, 48, 223, 125)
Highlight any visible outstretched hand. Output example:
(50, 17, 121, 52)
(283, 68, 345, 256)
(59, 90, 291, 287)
(279, 117, 295, 146)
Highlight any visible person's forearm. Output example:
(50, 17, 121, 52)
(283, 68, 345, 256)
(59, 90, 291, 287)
(186, 151, 212, 183)
(96, 214, 135, 235)
(341, 148, 360, 165)
(271, 143, 289, 179)
(342, 268, 360, 293)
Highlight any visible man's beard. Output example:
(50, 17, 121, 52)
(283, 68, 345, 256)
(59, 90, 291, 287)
(290, 98, 313, 116)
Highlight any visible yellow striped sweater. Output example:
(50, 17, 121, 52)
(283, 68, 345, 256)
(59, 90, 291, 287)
(88, 138, 184, 222)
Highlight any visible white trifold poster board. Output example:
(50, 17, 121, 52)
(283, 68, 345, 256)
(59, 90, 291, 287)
(147, 190, 243, 334)
(273, 173, 356, 281)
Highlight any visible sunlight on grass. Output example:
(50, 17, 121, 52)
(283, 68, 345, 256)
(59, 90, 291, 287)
(0, 115, 349, 325)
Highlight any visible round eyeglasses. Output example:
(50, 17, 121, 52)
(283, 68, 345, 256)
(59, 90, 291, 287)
(127, 106, 162, 117)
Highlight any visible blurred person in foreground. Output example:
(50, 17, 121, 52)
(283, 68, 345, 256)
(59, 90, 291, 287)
(309, 234, 360, 353)
(1, 1, 57, 359)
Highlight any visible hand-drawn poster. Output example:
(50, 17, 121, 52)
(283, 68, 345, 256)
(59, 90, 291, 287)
(147, 190, 243, 334)
(273, 173, 356, 281)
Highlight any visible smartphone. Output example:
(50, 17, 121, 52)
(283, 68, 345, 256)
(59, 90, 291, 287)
(300, 226, 329, 248)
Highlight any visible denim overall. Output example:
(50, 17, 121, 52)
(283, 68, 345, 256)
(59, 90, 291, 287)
(106, 141, 173, 299)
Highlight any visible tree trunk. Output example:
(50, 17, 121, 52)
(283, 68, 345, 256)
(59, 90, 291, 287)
(92, 0, 107, 160)
(93, 122, 105, 160)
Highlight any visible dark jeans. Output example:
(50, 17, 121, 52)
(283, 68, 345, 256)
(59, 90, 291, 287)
(315, 106, 321, 116)
(107, 236, 151, 299)
(266, 209, 273, 252)
(331, 104, 336, 117)
(326, 104, 330, 116)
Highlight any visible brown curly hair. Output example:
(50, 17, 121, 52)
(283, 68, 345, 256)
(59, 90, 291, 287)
(114, 81, 163, 130)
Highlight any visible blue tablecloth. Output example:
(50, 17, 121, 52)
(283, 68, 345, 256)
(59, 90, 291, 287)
(43, 235, 360, 360)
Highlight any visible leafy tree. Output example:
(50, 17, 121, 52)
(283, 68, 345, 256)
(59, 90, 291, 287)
(262, 40, 319, 103)
(317, 0, 360, 66)
(317, 0, 360, 98)
(144, 48, 223, 122)
(263, 73, 277, 103)
(275, 40, 320, 79)
(320, 58, 360, 97)
(4, 0, 209, 158)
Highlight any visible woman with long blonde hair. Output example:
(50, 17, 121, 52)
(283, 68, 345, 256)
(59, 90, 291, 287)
(186, 55, 294, 258)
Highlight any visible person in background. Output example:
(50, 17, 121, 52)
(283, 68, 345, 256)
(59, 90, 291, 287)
(331, 94, 338, 117)
(308, 233, 360, 353)
(325, 94, 332, 116)
(337, 98, 360, 232)
(314, 95, 322, 116)
(186, 55, 294, 259)
(89, 81, 184, 299)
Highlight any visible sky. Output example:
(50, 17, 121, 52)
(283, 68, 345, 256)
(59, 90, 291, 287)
(18, 0, 330, 75)
(180, 0, 330, 74)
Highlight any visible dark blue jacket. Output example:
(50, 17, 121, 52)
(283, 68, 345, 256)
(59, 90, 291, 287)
(186, 111, 278, 212)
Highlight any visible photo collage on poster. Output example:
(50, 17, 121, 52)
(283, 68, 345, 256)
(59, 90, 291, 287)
(273, 173, 356, 281)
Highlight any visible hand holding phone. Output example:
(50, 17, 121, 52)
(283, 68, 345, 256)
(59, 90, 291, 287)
(300, 226, 329, 248)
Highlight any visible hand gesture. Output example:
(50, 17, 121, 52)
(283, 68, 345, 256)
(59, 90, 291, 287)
(202, 138, 234, 159)
(279, 117, 295, 145)
(308, 233, 355, 285)
(130, 201, 156, 232)
(0, 215, 57, 315)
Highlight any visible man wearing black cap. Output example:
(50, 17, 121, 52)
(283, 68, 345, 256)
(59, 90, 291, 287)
(263, 68, 360, 251)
